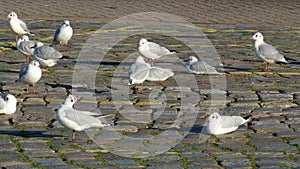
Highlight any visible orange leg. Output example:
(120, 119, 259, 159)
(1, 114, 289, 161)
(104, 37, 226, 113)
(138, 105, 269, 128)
(264, 62, 269, 72)
(26, 56, 29, 65)
(25, 84, 29, 94)
(71, 130, 76, 143)
(32, 84, 36, 94)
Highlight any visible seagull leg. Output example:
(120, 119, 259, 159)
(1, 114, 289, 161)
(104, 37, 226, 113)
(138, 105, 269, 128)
(26, 56, 29, 65)
(66, 41, 69, 51)
(25, 84, 29, 94)
(71, 130, 76, 143)
(140, 83, 145, 94)
(15, 34, 18, 42)
(263, 62, 269, 72)
(32, 84, 36, 94)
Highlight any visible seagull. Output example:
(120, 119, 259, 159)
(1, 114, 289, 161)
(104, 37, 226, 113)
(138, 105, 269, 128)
(128, 56, 150, 94)
(0, 94, 17, 115)
(19, 60, 42, 94)
(7, 12, 34, 42)
(33, 44, 65, 72)
(186, 56, 224, 75)
(138, 38, 175, 65)
(51, 20, 73, 51)
(206, 112, 250, 135)
(56, 95, 111, 142)
(128, 56, 174, 94)
(252, 32, 288, 72)
(16, 35, 40, 64)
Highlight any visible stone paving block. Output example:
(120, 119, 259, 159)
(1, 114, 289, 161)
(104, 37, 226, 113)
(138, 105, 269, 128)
(249, 137, 297, 153)
(251, 119, 292, 133)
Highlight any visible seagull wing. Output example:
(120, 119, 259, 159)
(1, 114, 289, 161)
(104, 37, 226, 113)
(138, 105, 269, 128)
(219, 116, 248, 129)
(258, 43, 285, 62)
(64, 109, 105, 129)
(148, 42, 172, 56)
(147, 67, 174, 81)
(35, 46, 63, 59)
(18, 19, 30, 33)
(19, 65, 28, 80)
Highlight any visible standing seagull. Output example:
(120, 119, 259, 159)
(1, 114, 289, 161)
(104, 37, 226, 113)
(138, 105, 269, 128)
(7, 12, 34, 42)
(56, 95, 111, 142)
(33, 45, 64, 72)
(138, 38, 175, 65)
(186, 56, 224, 75)
(16, 35, 35, 64)
(51, 20, 73, 51)
(19, 60, 42, 94)
(0, 94, 17, 115)
(206, 112, 250, 135)
(252, 32, 288, 72)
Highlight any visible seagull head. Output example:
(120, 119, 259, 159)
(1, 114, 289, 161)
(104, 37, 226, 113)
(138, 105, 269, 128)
(138, 38, 148, 48)
(29, 60, 40, 68)
(208, 112, 220, 121)
(63, 95, 78, 108)
(187, 56, 198, 65)
(19, 35, 30, 41)
(252, 32, 264, 42)
(3, 94, 17, 105)
(63, 20, 70, 26)
(7, 12, 17, 19)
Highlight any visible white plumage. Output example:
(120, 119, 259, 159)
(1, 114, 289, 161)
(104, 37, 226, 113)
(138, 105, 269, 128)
(56, 95, 110, 142)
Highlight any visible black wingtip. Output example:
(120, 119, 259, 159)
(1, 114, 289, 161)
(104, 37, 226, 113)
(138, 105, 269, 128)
(61, 55, 71, 59)
(243, 114, 252, 120)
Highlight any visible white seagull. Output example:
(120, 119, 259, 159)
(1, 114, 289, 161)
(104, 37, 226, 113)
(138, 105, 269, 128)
(128, 56, 150, 94)
(128, 56, 174, 94)
(206, 112, 250, 135)
(252, 32, 288, 72)
(33, 45, 64, 72)
(7, 12, 34, 42)
(186, 56, 224, 75)
(0, 94, 17, 115)
(56, 95, 111, 142)
(51, 20, 73, 51)
(138, 38, 175, 65)
(16, 35, 36, 64)
(19, 60, 42, 94)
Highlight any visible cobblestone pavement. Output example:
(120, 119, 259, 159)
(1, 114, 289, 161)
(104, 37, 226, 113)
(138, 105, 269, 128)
(0, 0, 300, 26)
(0, 1, 300, 169)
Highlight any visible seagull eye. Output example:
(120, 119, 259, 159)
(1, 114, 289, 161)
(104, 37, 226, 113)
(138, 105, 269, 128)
(5, 97, 9, 101)
(71, 99, 74, 102)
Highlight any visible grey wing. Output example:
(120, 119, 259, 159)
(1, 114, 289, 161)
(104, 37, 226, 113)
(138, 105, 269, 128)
(219, 116, 246, 128)
(19, 41, 35, 55)
(147, 67, 174, 81)
(52, 26, 62, 45)
(191, 61, 221, 74)
(258, 43, 283, 60)
(35, 46, 63, 59)
(18, 19, 30, 32)
(64, 109, 103, 128)
(148, 42, 171, 56)
(19, 65, 28, 79)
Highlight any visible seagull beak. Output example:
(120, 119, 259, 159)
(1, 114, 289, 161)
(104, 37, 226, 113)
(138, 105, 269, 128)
(77, 97, 82, 102)
(6, 16, 9, 20)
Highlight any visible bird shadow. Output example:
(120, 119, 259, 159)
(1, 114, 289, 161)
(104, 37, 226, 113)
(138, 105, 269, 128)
(0, 129, 61, 138)
(45, 82, 72, 90)
(73, 60, 123, 66)
(222, 66, 258, 72)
